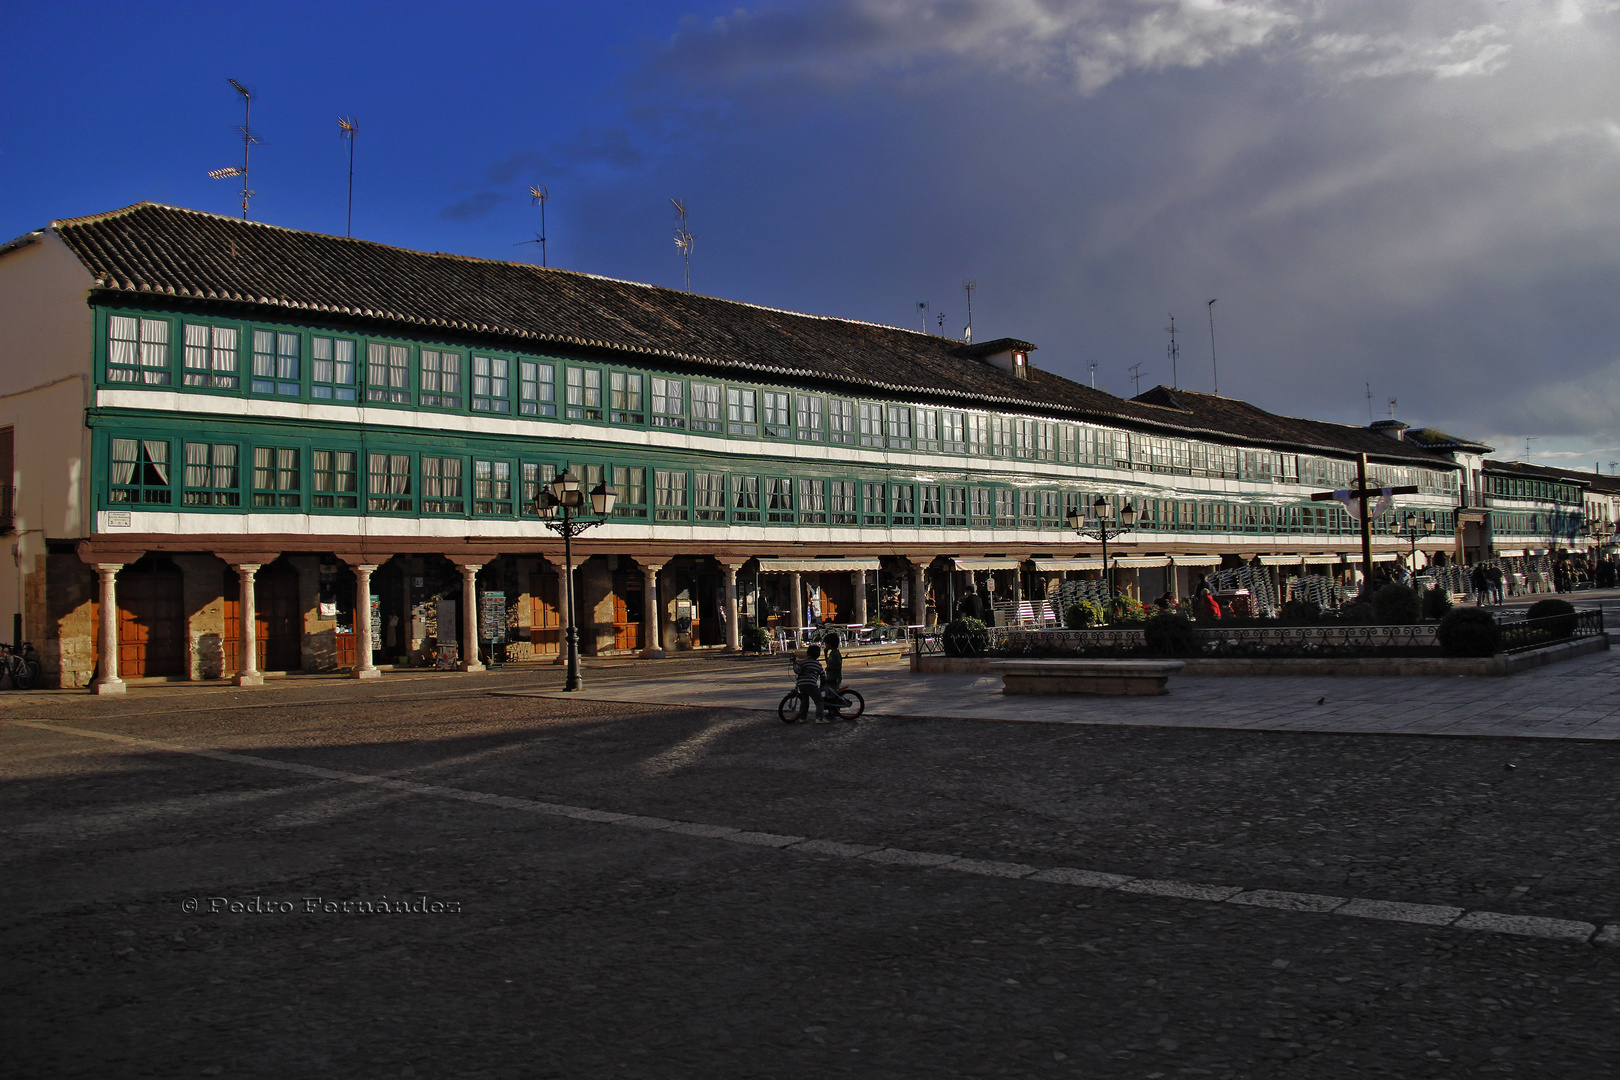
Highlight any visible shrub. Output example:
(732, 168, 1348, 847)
(1064, 600, 1104, 629)
(1279, 598, 1323, 622)
(1371, 583, 1422, 625)
(1143, 612, 1197, 655)
(740, 625, 771, 654)
(942, 617, 989, 657)
(1422, 584, 1453, 621)
(1340, 600, 1378, 624)
(1526, 597, 1577, 640)
(1107, 594, 1149, 623)
(1437, 608, 1501, 657)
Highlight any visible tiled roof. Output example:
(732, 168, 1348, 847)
(1484, 459, 1611, 491)
(37, 203, 1457, 467)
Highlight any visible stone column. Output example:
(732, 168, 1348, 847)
(719, 560, 743, 653)
(553, 557, 571, 667)
(910, 562, 927, 626)
(234, 563, 263, 686)
(455, 560, 487, 672)
(353, 564, 380, 679)
(641, 560, 668, 659)
(91, 563, 125, 695)
(788, 571, 803, 629)
(853, 570, 868, 624)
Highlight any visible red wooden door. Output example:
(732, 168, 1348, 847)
(223, 564, 304, 672)
(612, 570, 642, 651)
(116, 560, 185, 678)
(530, 572, 561, 657)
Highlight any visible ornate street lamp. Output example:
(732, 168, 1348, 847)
(1401, 511, 1436, 575)
(534, 469, 616, 691)
(1066, 495, 1135, 597)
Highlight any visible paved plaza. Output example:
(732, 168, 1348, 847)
(4, 645, 1619, 1078)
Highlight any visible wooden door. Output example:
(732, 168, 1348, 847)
(530, 571, 561, 657)
(223, 563, 304, 672)
(116, 560, 185, 678)
(612, 570, 642, 651)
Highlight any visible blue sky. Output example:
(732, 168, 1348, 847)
(4, 1, 1619, 469)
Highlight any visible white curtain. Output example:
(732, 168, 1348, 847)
(142, 440, 169, 484)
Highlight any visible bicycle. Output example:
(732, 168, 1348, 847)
(777, 682, 865, 723)
(0, 641, 41, 690)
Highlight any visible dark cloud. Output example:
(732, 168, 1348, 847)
(440, 129, 645, 223)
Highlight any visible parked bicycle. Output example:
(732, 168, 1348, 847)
(1, 641, 41, 690)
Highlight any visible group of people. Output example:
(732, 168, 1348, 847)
(1470, 563, 1508, 604)
(790, 633, 849, 724)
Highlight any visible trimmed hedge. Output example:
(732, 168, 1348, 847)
(1437, 608, 1501, 657)
(1371, 583, 1422, 625)
(1525, 598, 1577, 640)
(942, 617, 989, 657)
(1065, 601, 1104, 629)
(1143, 613, 1197, 656)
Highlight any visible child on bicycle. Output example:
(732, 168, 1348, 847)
(793, 644, 826, 723)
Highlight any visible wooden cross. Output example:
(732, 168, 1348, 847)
(1310, 452, 1419, 594)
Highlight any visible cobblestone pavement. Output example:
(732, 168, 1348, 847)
(540, 646, 1620, 741)
(3, 659, 1619, 1078)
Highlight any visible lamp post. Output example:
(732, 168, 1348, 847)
(1402, 511, 1436, 577)
(534, 469, 616, 691)
(1066, 495, 1136, 598)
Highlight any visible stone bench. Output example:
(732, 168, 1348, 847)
(988, 659, 1185, 696)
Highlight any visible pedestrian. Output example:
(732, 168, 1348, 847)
(1154, 590, 1174, 612)
(794, 644, 826, 724)
(821, 633, 848, 719)
(1471, 563, 1488, 603)
(1488, 564, 1505, 605)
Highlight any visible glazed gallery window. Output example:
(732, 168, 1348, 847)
(472, 356, 511, 413)
(654, 470, 687, 521)
(609, 372, 644, 425)
(797, 478, 827, 524)
(795, 395, 824, 441)
(107, 316, 170, 385)
(367, 453, 413, 512)
(519, 361, 556, 417)
(862, 482, 887, 524)
(828, 399, 857, 445)
(367, 344, 411, 404)
(252, 330, 300, 396)
(183, 324, 239, 389)
(421, 456, 464, 514)
(831, 481, 858, 525)
(473, 460, 514, 515)
(945, 486, 968, 526)
(419, 350, 463, 410)
(727, 388, 758, 436)
(693, 472, 727, 521)
(691, 383, 723, 433)
(885, 406, 912, 450)
(109, 438, 171, 503)
(859, 403, 883, 448)
(915, 409, 940, 452)
(311, 337, 356, 400)
(732, 475, 762, 521)
(919, 485, 942, 526)
(612, 466, 647, 518)
(312, 450, 358, 510)
(565, 366, 602, 420)
(252, 447, 300, 508)
(183, 443, 240, 506)
(651, 377, 685, 428)
(761, 392, 791, 439)
(766, 477, 794, 523)
(890, 483, 915, 525)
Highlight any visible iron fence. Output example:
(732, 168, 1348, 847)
(1497, 608, 1605, 653)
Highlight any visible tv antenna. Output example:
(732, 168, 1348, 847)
(936, 310, 946, 334)
(1164, 314, 1180, 388)
(207, 79, 258, 219)
(1609, 461, 1617, 475)
(671, 198, 694, 291)
(1387, 397, 1398, 419)
(1088, 361, 1098, 388)
(1128, 362, 1148, 395)
(1365, 382, 1374, 423)
(962, 279, 976, 343)
(917, 301, 929, 334)
(337, 116, 358, 237)
(514, 185, 549, 267)
(1524, 436, 1537, 460)
(1206, 298, 1219, 395)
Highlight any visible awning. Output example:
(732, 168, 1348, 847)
(1371, 552, 1399, 562)
(952, 558, 1023, 571)
(1303, 553, 1342, 564)
(1258, 555, 1304, 566)
(1169, 556, 1220, 566)
(1114, 557, 1171, 569)
(1032, 558, 1104, 571)
(756, 559, 880, 574)
(1495, 549, 1526, 558)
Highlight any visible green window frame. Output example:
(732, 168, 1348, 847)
(368, 453, 414, 512)
(945, 486, 967, 526)
(971, 488, 993, 525)
(473, 459, 515, 516)
(693, 471, 727, 521)
(1042, 491, 1063, 524)
(727, 388, 758, 436)
(762, 392, 791, 439)
(312, 450, 358, 510)
(107, 315, 171, 385)
(942, 412, 967, 454)
(519, 360, 557, 417)
(916, 408, 940, 452)
(862, 482, 887, 525)
(367, 343, 411, 404)
(765, 477, 794, 523)
(732, 474, 761, 521)
(651, 377, 685, 428)
(472, 356, 512, 413)
(691, 383, 723, 433)
(422, 456, 464, 514)
(109, 437, 172, 504)
(797, 478, 827, 524)
(184, 442, 241, 506)
(967, 415, 989, 456)
(890, 483, 915, 525)
(830, 481, 858, 525)
(252, 447, 300, 508)
(183, 323, 240, 389)
(252, 329, 301, 396)
(419, 350, 463, 410)
(311, 336, 357, 400)
(795, 394, 824, 441)
(520, 461, 550, 515)
(858, 403, 883, 448)
(565, 366, 602, 420)
(612, 466, 648, 518)
(610, 372, 645, 425)
(990, 416, 1015, 459)
(654, 469, 688, 521)
(996, 489, 1016, 526)
(829, 399, 857, 445)
(920, 485, 942, 526)
(886, 406, 912, 450)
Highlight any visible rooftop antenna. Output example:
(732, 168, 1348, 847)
(1387, 397, 1398, 419)
(513, 185, 550, 267)
(671, 198, 693, 291)
(208, 78, 258, 219)
(962, 279, 976, 344)
(916, 301, 929, 334)
(1164, 314, 1180, 389)
(1365, 382, 1374, 423)
(936, 310, 946, 335)
(1128, 362, 1148, 395)
(1206, 298, 1219, 395)
(1610, 461, 1617, 475)
(1524, 436, 1537, 461)
(337, 116, 358, 237)
(1088, 361, 1098, 388)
